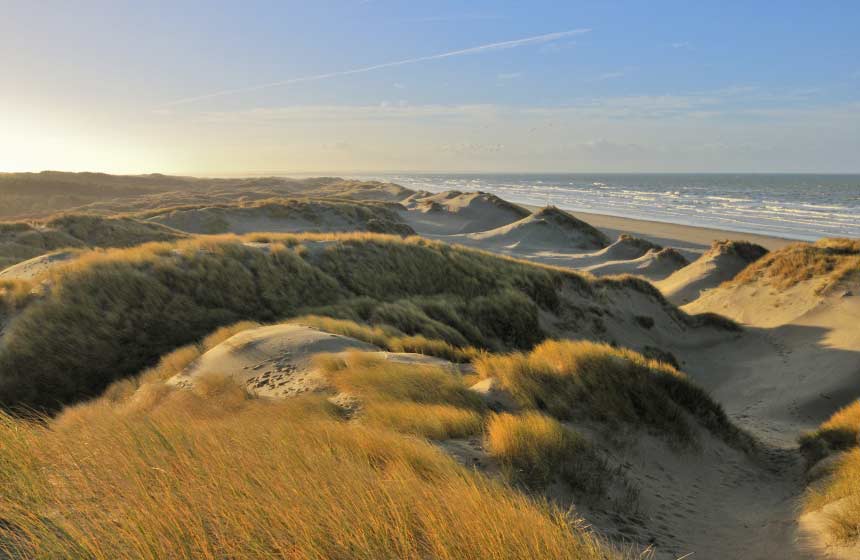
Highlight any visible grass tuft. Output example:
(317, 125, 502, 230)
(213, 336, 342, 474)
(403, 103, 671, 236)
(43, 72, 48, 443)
(731, 238, 860, 292)
(476, 340, 749, 449)
(0, 387, 620, 560)
(485, 411, 607, 492)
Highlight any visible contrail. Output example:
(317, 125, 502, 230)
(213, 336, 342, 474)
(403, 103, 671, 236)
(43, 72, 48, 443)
(163, 29, 590, 106)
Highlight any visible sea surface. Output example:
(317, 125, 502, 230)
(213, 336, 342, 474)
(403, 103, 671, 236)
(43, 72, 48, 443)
(361, 173, 860, 241)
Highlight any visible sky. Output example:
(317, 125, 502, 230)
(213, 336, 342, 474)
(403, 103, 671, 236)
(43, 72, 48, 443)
(1, 0, 859, 175)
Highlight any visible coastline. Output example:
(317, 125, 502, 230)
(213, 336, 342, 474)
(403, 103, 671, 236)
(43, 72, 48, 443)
(520, 203, 799, 252)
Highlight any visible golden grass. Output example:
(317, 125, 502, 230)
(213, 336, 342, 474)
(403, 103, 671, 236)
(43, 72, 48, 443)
(801, 401, 860, 546)
(476, 340, 749, 449)
(318, 352, 485, 440)
(731, 238, 860, 292)
(0, 231, 710, 411)
(485, 411, 606, 492)
(293, 314, 480, 362)
(362, 401, 484, 440)
(0, 233, 575, 410)
(0, 214, 185, 271)
(804, 449, 860, 545)
(800, 401, 860, 462)
(0, 380, 620, 559)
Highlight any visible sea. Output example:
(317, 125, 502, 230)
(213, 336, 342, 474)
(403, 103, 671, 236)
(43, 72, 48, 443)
(359, 173, 860, 241)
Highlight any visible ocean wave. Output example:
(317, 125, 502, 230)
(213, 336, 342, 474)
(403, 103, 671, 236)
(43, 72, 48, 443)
(371, 174, 860, 240)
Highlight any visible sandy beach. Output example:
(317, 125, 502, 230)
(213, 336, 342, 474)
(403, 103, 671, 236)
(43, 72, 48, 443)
(531, 206, 799, 253)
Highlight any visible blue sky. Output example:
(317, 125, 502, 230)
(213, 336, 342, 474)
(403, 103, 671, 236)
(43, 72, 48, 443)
(1, 0, 859, 173)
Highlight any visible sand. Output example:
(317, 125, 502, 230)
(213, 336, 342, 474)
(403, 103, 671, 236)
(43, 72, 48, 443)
(169, 323, 470, 398)
(281, 194, 860, 558)
(657, 241, 769, 305)
(567, 210, 797, 252)
(582, 247, 689, 281)
(0, 250, 78, 280)
(6, 181, 856, 559)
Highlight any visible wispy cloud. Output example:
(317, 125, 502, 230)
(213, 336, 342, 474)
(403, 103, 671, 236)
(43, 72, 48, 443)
(671, 41, 691, 49)
(497, 72, 522, 80)
(591, 71, 626, 82)
(397, 14, 506, 24)
(163, 29, 591, 107)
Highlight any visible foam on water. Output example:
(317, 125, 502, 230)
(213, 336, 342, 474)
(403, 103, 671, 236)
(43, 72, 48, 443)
(363, 173, 860, 241)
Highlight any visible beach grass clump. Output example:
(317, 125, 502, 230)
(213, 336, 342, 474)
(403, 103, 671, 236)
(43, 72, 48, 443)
(485, 411, 607, 492)
(0, 382, 619, 560)
(317, 352, 485, 439)
(731, 238, 860, 292)
(804, 448, 860, 546)
(801, 401, 860, 546)
(292, 314, 481, 362)
(476, 340, 749, 449)
(800, 400, 860, 463)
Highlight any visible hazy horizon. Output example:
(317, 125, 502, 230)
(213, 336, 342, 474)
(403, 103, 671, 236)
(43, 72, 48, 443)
(3, 1, 859, 175)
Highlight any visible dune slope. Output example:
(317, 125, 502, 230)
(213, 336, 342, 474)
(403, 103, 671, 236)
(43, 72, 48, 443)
(144, 199, 415, 236)
(463, 206, 610, 252)
(399, 191, 530, 235)
(0, 214, 186, 272)
(657, 240, 769, 305)
(0, 233, 722, 410)
(584, 247, 689, 281)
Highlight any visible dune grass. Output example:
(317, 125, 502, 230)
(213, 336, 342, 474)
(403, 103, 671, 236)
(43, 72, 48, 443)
(485, 411, 608, 492)
(804, 449, 860, 546)
(800, 400, 860, 463)
(292, 314, 480, 362)
(0, 231, 716, 411)
(317, 352, 485, 440)
(0, 234, 570, 410)
(140, 197, 415, 236)
(0, 214, 185, 271)
(0, 377, 621, 559)
(731, 238, 860, 292)
(801, 401, 860, 546)
(475, 340, 749, 449)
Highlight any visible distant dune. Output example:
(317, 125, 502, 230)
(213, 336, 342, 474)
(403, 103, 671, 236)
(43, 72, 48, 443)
(399, 190, 530, 234)
(0, 214, 185, 272)
(144, 199, 415, 236)
(464, 206, 610, 252)
(656, 240, 769, 305)
(583, 247, 689, 281)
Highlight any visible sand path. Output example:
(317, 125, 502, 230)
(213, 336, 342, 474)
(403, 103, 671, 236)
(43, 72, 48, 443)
(655, 297, 860, 559)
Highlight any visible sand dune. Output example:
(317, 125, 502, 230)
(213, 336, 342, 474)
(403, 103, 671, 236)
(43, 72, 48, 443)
(583, 247, 689, 281)
(169, 324, 379, 397)
(678, 241, 860, 450)
(145, 199, 415, 236)
(684, 239, 859, 327)
(0, 250, 79, 280)
(399, 191, 530, 235)
(462, 206, 610, 252)
(657, 240, 769, 305)
(170, 323, 470, 398)
(0, 214, 185, 272)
